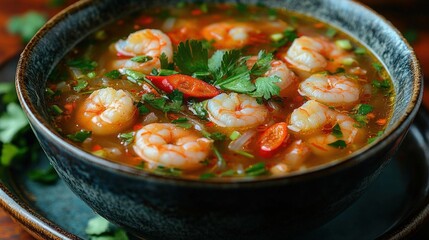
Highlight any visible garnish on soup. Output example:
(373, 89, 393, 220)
(46, 3, 394, 179)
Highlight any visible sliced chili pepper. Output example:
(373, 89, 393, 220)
(146, 74, 220, 99)
(258, 122, 289, 158)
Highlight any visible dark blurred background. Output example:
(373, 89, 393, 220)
(0, 0, 428, 239)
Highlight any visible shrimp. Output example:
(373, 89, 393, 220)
(206, 93, 268, 129)
(201, 22, 264, 49)
(285, 36, 354, 72)
(270, 140, 311, 175)
(299, 74, 361, 107)
(247, 56, 297, 95)
(76, 88, 137, 135)
(112, 29, 173, 74)
(288, 100, 365, 156)
(133, 123, 213, 170)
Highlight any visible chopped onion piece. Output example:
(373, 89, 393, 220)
(228, 129, 257, 152)
(142, 112, 158, 125)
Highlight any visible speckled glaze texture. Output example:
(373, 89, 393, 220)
(16, 0, 422, 239)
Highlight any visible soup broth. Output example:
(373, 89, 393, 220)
(46, 3, 394, 179)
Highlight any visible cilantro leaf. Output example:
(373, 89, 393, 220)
(160, 52, 174, 70)
(332, 123, 343, 138)
(372, 79, 391, 90)
(368, 131, 384, 144)
(153, 166, 182, 176)
(119, 132, 135, 145)
(67, 130, 92, 143)
(245, 162, 268, 176)
(372, 62, 383, 72)
(7, 11, 47, 43)
(104, 70, 121, 79)
(202, 131, 226, 141)
(219, 70, 255, 93)
(174, 40, 209, 75)
(188, 100, 208, 119)
(328, 140, 347, 149)
(0, 102, 29, 143)
(67, 59, 98, 72)
(85, 216, 129, 240)
(130, 55, 153, 63)
(200, 173, 216, 180)
(250, 51, 274, 77)
(142, 90, 183, 113)
(86, 216, 111, 235)
(210, 50, 242, 84)
(136, 102, 150, 115)
(1, 143, 26, 167)
(271, 27, 297, 48)
(28, 166, 59, 184)
(251, 76, 281, 100)
(357, 104, 374, 115)
(73, 79, 88, 93)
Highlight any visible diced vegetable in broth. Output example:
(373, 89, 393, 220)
(45, 3, 394, 179)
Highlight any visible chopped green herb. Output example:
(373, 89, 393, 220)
(131, 55, 153, 63)
(174, 40, 209, 75)
(220, 169, 236, 177)
(209, 49, 242, 83)
(176, 122, 193, 129)
(177, 1, 187, 8)
(368, 131, 384, 144)
(332, 123, 343, 138)
(267, 8, 278, 19)
(372, 62, 383, 72)
(326, 28, 337, 38)
(171, 117, 188, 123)
(335, 39, 353, 50)
(272, 27, 298, 48)
(203, 132, 226, 141)
(372, 79, 390, 90)
(136, 102, 149, 115)
(135, 162, 145, 170)
(213, 145, 227, 169)
(233, 150, 255, 159)
(357, 104, 374, 115)
(73, 79, 88, 93)
(1, 143, 25, 167)
(86, 216, 110, 235)
(67, 59, 98, 72)
(230, 131, 241, 141)
(245, 162, 268, 176)
(251, 76, 281, 100)
(158, 69, 179, 76)
(0, 103, 28, 143)
(92, 149, 106, 158)
(142, 90, 184, 113)
(104, 70, 121, 79)
(160, 52, 174, 70)
(50, 105, 63, 115)
(153, 166, 182, 176)
(28, 166, 59, 184)
(119, 132, 135, 145)
(200, 173, 216, 180)
(328, 140, 347, 149)
(188, 100, 208, 119)
(217, 70, 255, 93)
(250, 51, 274, 77)
(67, 130, 92, 143)
(7, 11, 47, 43)
(354, 47, 366, 55)
(87, 72, 97, 79)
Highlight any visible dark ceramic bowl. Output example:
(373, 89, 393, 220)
(16, 0, 422, 239)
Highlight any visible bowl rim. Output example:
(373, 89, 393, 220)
(15, 0, 423, 187)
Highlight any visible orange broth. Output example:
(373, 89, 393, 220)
(46, 3, 394, 179)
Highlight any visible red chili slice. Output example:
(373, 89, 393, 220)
(258, 122, 290, 158)
(146, 74, 220, 99)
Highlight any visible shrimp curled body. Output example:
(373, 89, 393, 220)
(77, 88, 137, 135)
(299, 74, 361, 107)
(133, 123, 213, 170)
(286, 36, 354, 73)
(206, 93, 268, 129)
(288, 100, 365, 155)
(113, 29, 173, 74)
(202, 22, 257, 49)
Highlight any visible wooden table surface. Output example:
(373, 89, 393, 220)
(0, 0, 428, 239)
